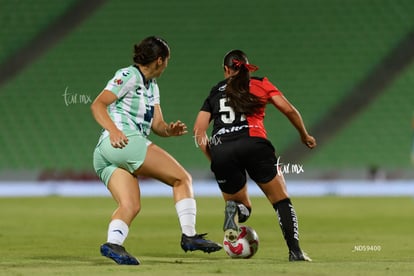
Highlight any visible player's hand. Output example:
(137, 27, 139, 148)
(109, 129, 129, 148)
(166, 120, 188, 136)
(302, 135, 316, 149)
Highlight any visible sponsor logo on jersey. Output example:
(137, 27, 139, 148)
(215, 124, 250, 135)
(114, 78, 123, 85)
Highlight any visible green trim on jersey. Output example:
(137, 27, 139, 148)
(98, 65, 160, 144)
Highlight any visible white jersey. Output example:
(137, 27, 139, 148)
(99, 65, 160, 142)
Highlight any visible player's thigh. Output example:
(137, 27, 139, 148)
(210, 143, 246, 194)
(134, 143, 191, 186)
(244, 138, 278, 184)
(212, 163, 246, 195)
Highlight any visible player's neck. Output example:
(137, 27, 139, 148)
(134, 64, 153, 86)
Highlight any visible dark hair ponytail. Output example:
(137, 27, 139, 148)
(223, 50, 264, 115)
(133, 36, 170, 65)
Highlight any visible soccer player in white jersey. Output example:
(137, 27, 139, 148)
(91, 36, 221, 265)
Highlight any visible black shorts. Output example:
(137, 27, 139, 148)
(209, 137, 278, 194)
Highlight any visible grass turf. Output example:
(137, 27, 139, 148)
(0, 196, 413, 275)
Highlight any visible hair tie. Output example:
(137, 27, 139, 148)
(232, 59, 259, 72)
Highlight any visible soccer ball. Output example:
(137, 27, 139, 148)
(223, 225, 259, 259)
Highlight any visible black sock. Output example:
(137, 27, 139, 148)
(273, 198, 301, 252)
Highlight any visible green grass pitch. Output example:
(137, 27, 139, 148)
(0, 196, 413, 275)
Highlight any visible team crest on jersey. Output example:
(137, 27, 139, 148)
(114, 78, 123, 85)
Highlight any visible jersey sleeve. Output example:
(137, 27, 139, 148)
(104, 68, 135, 98)
(262, 77, 283, 97)
(152, 80, 160, 105)
(200, 85, 217, 113)
(200, 97, 212, 112)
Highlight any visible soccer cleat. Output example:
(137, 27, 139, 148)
(236, 203, 251, 223)
(223, 201, 239, 243)
(100, 242, 140, 265)
(181, 233, 222, 253)
(289, 250, 312, 262)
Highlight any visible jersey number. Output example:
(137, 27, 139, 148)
(219, 98, 245, 124)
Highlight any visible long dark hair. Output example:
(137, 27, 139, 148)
(223, 50, 264, 115)
(133, 36, 170, 65)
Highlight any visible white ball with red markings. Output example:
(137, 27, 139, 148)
(223, 225, 259, 259)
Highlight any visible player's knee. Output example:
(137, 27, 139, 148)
(183, 170, 192, 185)
(173, 170, 192, 187)
(121, 201, 141, 217)
(132, 204, 141, 216)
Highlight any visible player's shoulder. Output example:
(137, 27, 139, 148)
(250, 76, 282, 96)
(251, 76, 270, 83)
(114, 65, 138, 80)
(108, 65, 138, 87)
(251, 76, 265, 81)
(210, 79, 227, 93)
(251, 76, 277, 88)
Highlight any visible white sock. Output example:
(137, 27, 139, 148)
(107, 219, 129, 245)
(175, 198, 197, 237)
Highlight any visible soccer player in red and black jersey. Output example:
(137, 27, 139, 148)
(194, 50, 316, 261)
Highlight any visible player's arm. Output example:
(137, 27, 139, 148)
(193, 111, 212, 161)
(90, 89, 129, 148)
(151, 104, 188, 137)
(270, 95, 316, 149)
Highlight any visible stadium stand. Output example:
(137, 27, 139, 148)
(0, 0, 413, 180)
(0, 0, 78, 64)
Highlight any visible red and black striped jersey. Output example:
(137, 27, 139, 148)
(200, 76, 282, 141)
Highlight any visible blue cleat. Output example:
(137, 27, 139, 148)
(181, 233, 222, 253)
(100, 242, 140, 265)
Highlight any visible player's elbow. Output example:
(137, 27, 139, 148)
(90, 101, 98, 115)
